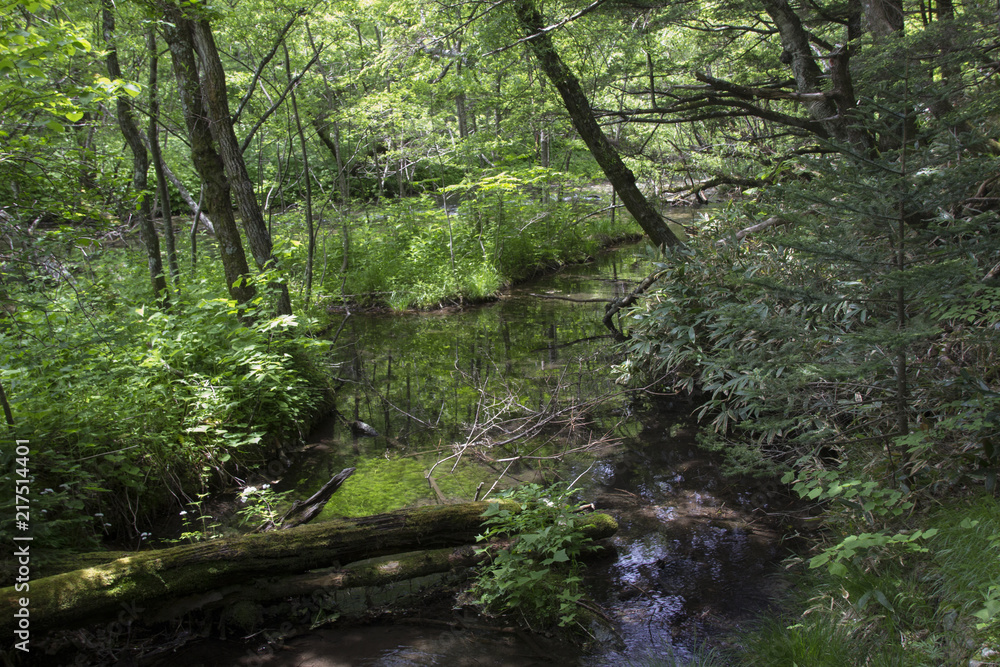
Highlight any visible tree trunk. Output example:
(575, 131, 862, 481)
(862, 0, 904, 36)
(139, 130, 215, 234)
(511, 0, 681, 249)
(314, 120, 351, 201)
(0, 378, 14, 428)
(190, 17, 293, 315)
(760, 0, 862, 148)
(147, 28, 179, 286)
(161, 8, 256, 307)
(148, 530, 614, 625)
(285, 44, 315, 306)
(103, 1, 168, 303)
(1, 502, 617, 633)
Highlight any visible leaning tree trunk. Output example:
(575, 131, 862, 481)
(511, 0, 681, 250)
(161, 9, 256, 308)
(190, 16, 293, 315)
(138, 136, 215, 234)
(1, 502, 617, 634)
(103, 0, 168, 303)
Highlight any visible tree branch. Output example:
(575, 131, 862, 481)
(232, 9, 304, 126)
(484, 0, 611, 58)
(239, 47, 323, 154)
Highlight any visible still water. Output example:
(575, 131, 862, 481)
(144, 240, 790, 666)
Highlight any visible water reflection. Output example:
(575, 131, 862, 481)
(142, 234, 790, 665)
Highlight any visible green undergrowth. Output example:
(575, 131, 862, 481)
(471, 482, 592, 630)
(726, 495, 1000, 666)
(277, 170, 634, 311)
(0, 246, 333, 561)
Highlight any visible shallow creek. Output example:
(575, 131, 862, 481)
(146, 240, 793, 666)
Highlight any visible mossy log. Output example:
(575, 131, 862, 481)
(1, 502, 617, 634)
(148, 513, 617, 623)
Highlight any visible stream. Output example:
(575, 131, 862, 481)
(142, 238, 793, 666)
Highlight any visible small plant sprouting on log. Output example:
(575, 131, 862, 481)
(472, 483, 591, 629)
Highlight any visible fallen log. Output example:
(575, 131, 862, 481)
(147, 515, 616, 624)
(716, 215, 792, 245)
(1, 502, 617, 634)
(39, 467, 357, 574)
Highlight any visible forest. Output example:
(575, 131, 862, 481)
(2, 0, 1000, 663)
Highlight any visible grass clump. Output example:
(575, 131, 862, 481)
(729, 495, 1000, 666)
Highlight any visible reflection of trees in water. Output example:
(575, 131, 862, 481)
(328, 282, 650, 495)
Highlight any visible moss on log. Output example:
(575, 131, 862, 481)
(150, 512, 617, 622)
(1, 502, 617, 634)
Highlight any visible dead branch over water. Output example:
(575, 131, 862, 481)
(347, 345, 661, 497)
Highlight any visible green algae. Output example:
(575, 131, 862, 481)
(317, 457, 432, 518)
(314, 454, 512, 519)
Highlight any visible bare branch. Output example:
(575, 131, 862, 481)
(232, 10, 305, 126)
(239, 47, 323, 154)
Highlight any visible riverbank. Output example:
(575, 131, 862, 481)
(276, 180, 657, 312)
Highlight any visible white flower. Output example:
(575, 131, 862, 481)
(179, 510, 188, 516)
(94, 513, 104, 517)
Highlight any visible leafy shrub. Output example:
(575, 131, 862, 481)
(323, 171, 633, 309)
(0, 261, 331, 550)
(472, 483, 591, 629)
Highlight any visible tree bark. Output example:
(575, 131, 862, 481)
(103, 1, 168, 303)
(0, 378, 14, 428)
(263, 467, 356, 531)
(862, 0, 904, 36)
(511, 0, 681, 249)
(285, 44, 315, 307)
(147, 28, 179, 286)
(148, 530, 614, 625)
(190, 16, 293, 315)
(760, 0, 862, 147)
(161, 8, 256, 307)
(138, 129, 215, 234)
(1, 502, 617, 633)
